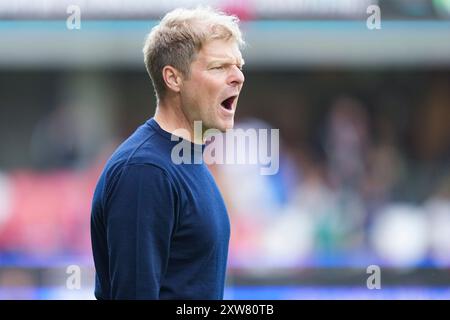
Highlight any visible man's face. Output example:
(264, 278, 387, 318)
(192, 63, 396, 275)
(180, 39, 245, 133)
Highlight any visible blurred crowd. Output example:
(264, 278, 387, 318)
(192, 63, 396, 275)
(0, 72, 449, 273)
(214, 76, 450, 270)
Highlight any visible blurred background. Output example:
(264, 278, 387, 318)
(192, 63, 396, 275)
(1, 0, 450, 299)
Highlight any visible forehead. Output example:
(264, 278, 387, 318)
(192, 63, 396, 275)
(196, 39, 243, 64)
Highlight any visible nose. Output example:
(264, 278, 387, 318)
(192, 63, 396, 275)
(228, 65, 245, 87)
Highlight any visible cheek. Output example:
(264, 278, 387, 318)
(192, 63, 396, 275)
(205, 78, 224, 100)
(198, 80, 221, 105)
(188, 71, 224, 108)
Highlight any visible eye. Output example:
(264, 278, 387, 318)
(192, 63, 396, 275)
(210, 65, 225, 70)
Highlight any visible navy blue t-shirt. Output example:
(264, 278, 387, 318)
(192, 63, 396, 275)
(90, 118, 230, 299)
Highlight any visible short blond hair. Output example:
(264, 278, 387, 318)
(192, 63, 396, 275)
(143, 6, 245, 102)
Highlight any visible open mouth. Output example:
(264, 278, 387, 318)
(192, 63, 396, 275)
(220, 95, 237, 111)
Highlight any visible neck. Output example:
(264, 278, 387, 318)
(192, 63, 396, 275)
(154, 96, 204, 145)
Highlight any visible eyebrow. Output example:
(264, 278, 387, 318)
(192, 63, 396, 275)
(207, 57, 245, 67)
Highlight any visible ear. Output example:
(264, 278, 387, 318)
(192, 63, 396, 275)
(162, 65, 183, 93)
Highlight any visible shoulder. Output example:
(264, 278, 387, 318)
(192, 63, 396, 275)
(102, 133, 180, 196)
(102, 162, 179, 212)
(106, 123, 176, 174)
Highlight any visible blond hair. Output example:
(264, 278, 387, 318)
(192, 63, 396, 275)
(143, 6, 245, 102)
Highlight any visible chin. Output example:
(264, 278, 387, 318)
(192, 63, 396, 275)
(221, 119, 234, 132)
(207, 118, 233, 132)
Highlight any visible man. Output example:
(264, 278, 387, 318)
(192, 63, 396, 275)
(90, 7, 245, 299)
